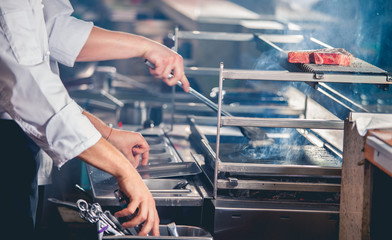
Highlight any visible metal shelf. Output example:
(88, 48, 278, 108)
(220, 116, 344, 130)
(222, 69, 391, 84)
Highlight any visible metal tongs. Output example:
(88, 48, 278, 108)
(76, 199, 127, 237)
(175, 82, 275, 147)
(144, 59, 274, 147)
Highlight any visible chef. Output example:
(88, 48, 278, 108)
(0, 0, 189, 238)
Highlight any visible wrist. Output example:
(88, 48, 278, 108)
(106, 124, 113, 140)
(140, 37, 160, 59)
(115, 164, 138, 182)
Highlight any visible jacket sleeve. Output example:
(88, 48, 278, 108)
(0, 0, 101, 167)
(43, 0, 94, 67)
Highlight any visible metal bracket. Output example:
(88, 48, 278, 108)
(313, 71, 324, 80)
(228, 177, 239, 187)
(387, 73, 392, 82)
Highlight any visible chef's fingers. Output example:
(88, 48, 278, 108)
(132, 148, 150, 167)
(119, 200, 155, 235)
(146, 55, 189, 92)
(114, 199, 139, 220)
(149, 65, 173, 84)
(135, 134, 150, 151)
(148, 58, 168, 79)
(138, 206, 159, 236)
(124, 152, 140, 168)
(171, 65, 189, 92)
(123, 206, 147, 230)
(181, 75, 190, 93)
(138, 150, 149, 166)
(132, 138, 150, 166)
(161, 62, 174, 82)
(136, 197, 159, 236)
(151, 210, 160, 236)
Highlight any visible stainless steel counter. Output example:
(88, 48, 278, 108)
(87, 165, 203, 207)
(87, 126, 206, 207)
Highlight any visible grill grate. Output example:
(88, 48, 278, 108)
(211, 143, 341, 168)
(294, 58, 387, 75)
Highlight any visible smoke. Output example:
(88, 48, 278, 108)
(243, 0, 392, 113)
(286, 0, 390, 70)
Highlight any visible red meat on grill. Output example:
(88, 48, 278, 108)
(288, 48, 353, 66)
(288, 51, 312, 64)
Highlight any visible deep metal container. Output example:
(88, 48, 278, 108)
(101, 225, 212, 240)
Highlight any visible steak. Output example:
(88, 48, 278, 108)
(288, 51, 312, 64)
(288, 48, 353, 66)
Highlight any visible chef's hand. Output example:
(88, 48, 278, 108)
(107, 128, 150, 167)
(142, 42, 190, 93)
(78, 138, 159, 236)
(114, 160, 160, 236)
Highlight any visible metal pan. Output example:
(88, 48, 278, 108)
(137, 162, 202, 179)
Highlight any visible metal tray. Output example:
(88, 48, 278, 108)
(137, 162, 202, 179)
(87, 163, 203, 206)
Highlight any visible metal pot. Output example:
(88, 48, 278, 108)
(117, 100, 164, 126)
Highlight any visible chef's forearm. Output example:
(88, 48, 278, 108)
(77, 137, 135, 180)
(76, 26, 155, 62)
(82, 110, 112, 139)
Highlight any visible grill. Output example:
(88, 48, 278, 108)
(254, 34, 390, 79)
(169, 27, 391, 240)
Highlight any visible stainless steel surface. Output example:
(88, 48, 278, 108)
(208, 198, 339, 240)
(100, 89, 125, 108)
(183, 65, 390, 83)
(298, 58, 388, 75)
(222, 68, 391, 84)
(214, 63, 224, 199)
(220, 116, 344, 130)
(137, 162, 201, 179)
(217, 178, 340, 192)
(349, 112, 392, 122)
(177, 31, 255, 41)
(216, 162, 341, 176)
(87, 127, 203, 207)
(87, 165, 203, 207)
(156, 0, 260, 30)
(167, 222, 179, 237)
(174, 102, 303, 116)
(47, 198, 78, 210)
(140, 128, 184, 165)
(102, 225, 212, 240)
(176, 31, 307, 43)
(184, 67, 220, 76)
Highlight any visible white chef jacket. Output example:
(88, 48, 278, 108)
(0, 0, 101, 167)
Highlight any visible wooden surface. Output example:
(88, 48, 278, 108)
(365, 129, 392, 177)
(339, 120, 372, 240)
(368, 129, 392, 146)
